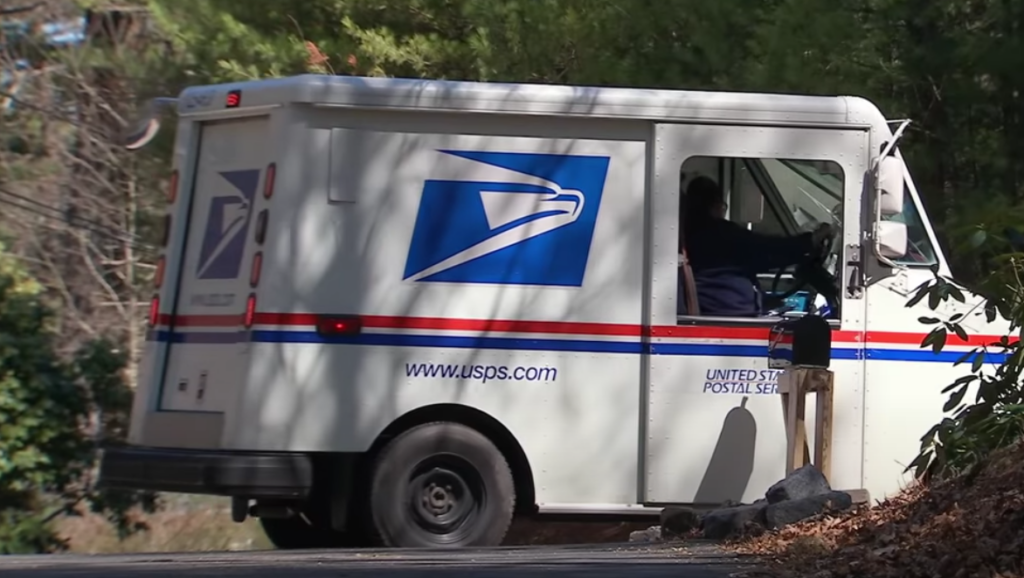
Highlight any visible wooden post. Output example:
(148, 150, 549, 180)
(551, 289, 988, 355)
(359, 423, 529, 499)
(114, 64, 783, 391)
(813, 371, 834, 479)
(778, 366, 834, 481)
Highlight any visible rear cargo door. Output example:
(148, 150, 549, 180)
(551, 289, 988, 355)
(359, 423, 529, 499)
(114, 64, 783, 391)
(159, 117, 270, 413)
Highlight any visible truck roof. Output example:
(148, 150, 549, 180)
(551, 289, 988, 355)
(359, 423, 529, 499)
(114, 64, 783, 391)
(176, 74, 885, 128)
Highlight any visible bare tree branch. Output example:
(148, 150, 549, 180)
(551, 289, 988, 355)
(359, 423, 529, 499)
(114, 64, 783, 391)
(1, 4, 163, 377)
(28, 233, 99, 338)
(79, 234, 129, 320)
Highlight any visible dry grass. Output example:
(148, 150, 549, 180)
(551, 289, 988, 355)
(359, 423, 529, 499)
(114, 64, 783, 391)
(55, 495, 271, 554)
(54, 493, 652, 553)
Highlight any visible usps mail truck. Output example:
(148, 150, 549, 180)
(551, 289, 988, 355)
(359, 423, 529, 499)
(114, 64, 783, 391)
(98, 74, 1005, 549)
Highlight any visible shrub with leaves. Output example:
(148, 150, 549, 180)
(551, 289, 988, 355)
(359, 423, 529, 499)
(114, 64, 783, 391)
(906, 238, 1024, 482)
(0, 242, 156, 553)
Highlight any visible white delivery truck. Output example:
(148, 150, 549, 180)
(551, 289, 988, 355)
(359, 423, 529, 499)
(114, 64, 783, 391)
(99, 74, 1006, 549)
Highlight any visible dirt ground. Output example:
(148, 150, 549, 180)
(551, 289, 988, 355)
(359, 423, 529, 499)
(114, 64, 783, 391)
(726, 440, 1024, 577)
(55, 495, 653, 553)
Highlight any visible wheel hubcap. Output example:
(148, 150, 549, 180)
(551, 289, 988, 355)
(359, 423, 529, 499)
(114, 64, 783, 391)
(407, 456, 483, 542)
(424, 481, 453, 514)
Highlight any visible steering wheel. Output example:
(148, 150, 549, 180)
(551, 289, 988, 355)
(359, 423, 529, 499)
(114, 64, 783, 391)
(767, 227, 840, 317)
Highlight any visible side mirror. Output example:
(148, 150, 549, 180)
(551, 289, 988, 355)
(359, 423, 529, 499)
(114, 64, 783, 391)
(876, 155, 905, 217)
(122, 97, 178, 151)
(877, 220, 907, 259)
(124, 117, 162, 151)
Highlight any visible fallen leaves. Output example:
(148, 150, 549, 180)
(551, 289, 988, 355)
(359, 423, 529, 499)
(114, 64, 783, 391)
(724, 441, 1024, 578)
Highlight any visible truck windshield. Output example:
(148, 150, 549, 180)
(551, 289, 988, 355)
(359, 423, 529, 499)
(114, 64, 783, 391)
(883, 188, 938, 266)
(759, 158, 938, 267)
(760, 158, 843, 231)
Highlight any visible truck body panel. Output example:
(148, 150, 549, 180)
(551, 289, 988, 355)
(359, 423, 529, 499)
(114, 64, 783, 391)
(112, 75, 1007, 520)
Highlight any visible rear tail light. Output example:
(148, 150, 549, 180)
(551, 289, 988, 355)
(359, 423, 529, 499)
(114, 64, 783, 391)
(244, 294, 257, 328)
(148, 295, 160, 326)
(249, 252, 262, 287)
(154, 257, 165, 288)
(316, 316, 363, 336)
(226, 89, 242, 108)
(263, 163, 276, 199)
(168, 170, 178, 204)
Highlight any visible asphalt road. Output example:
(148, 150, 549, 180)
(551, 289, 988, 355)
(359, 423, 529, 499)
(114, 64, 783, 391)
(0, 542, 763, 578)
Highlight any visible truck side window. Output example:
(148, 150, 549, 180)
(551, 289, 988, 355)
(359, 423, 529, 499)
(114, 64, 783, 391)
(678, 155, 845, 322)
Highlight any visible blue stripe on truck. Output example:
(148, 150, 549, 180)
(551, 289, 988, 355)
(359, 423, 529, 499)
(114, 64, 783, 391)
(145, 329, 1005, 364)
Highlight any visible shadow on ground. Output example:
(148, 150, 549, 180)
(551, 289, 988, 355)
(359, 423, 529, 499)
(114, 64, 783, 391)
(503, 519, 653, 545)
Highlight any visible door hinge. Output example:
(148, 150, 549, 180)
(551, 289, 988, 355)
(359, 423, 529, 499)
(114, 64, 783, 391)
(845, 244, 864, 300)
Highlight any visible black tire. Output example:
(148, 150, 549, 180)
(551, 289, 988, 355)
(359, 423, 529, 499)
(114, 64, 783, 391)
(260, 514, 362, 549)
(367, 421, 515, 548)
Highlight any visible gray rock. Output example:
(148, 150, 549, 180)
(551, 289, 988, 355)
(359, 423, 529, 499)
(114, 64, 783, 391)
(628, 525, 662, 543)
(765, 464, 832, 504)
(701, 502, 768, 540)
(764, 490, 853, 529)
(660, 506, 700, 538)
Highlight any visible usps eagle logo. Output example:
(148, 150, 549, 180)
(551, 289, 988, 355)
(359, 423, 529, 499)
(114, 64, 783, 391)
(402, 150, 610, 287)
(195, 169, 260, 280)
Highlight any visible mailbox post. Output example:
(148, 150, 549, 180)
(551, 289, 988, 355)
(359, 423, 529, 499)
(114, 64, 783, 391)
(768, 315, 835, 480)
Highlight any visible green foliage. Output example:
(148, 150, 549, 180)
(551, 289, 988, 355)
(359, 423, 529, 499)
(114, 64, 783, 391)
(0, 277, 88, 499)
(0, 243, 155, 553)
(0, 510, 66, 555)
(907, 207, 1024, 483)
(147, 0, 313, 82)
(906, 253, 1024, 481)
(146, 0, 776, 86)
(942, 198, 1024, 289)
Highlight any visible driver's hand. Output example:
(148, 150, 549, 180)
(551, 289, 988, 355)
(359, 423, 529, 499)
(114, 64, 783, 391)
(811, 223, 834, 247)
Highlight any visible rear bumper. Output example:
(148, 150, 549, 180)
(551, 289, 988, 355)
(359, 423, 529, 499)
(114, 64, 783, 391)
(98, 446, 313, 499)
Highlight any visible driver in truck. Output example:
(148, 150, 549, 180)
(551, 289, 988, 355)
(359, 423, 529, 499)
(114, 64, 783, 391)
(681, 176, 834, 317)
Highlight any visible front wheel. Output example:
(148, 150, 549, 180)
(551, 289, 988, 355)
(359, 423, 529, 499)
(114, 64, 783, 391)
(367, 421, 515, 548)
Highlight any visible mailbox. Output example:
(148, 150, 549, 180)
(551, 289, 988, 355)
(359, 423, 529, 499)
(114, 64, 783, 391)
(768, 314, 832, 369)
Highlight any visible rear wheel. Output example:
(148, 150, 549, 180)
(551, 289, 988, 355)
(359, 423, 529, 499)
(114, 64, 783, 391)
(367, 421, 515, 548)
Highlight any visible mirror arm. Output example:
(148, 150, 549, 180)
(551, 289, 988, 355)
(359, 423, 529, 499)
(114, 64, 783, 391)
(874, 119, 912, 170)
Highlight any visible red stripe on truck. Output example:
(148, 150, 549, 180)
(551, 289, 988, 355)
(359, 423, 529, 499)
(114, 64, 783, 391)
(150, 312, 1011, 348)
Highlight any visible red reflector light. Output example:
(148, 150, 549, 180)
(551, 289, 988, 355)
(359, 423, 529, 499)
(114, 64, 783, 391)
(244, 294, 256, 328)
(316, 316, 363, 336)
(168, 170, 178, 203)
(154, 257, 165, 288)
(148, 295, 160, 326)
(263, 163, 276, 199)
(226, 89, 241, 108)
(249, 252, 262, 288)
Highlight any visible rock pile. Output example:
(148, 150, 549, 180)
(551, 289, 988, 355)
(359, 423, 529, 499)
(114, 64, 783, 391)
(629, 465, 855, 543)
